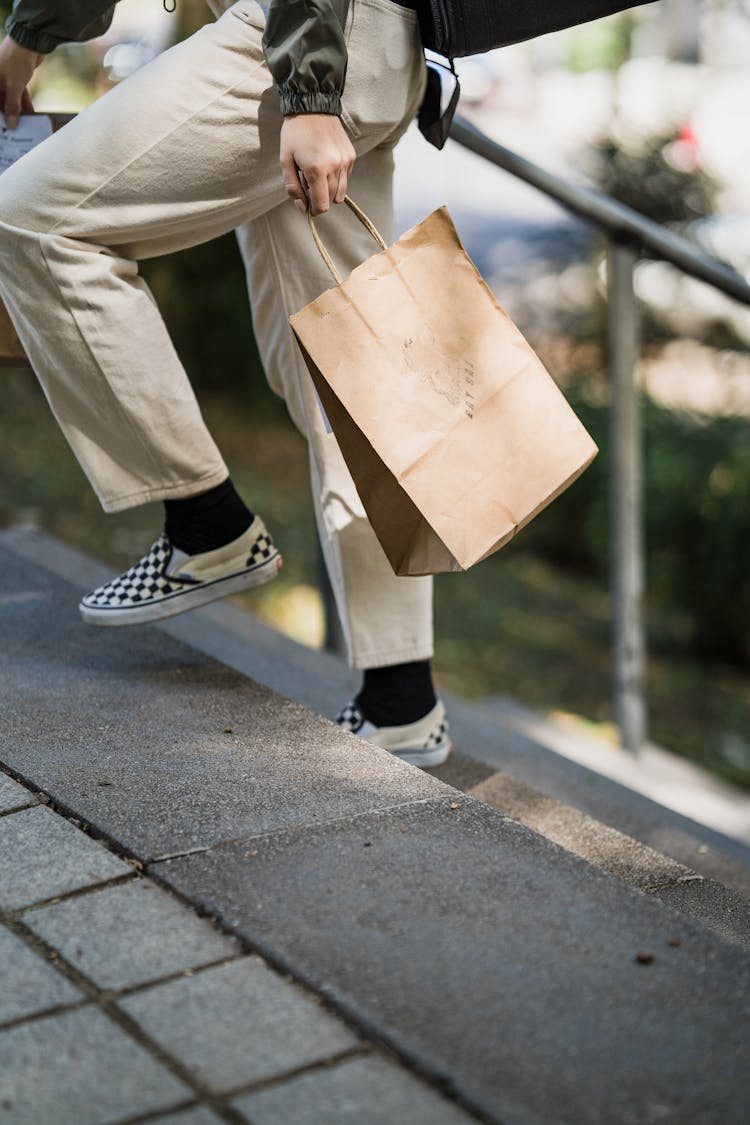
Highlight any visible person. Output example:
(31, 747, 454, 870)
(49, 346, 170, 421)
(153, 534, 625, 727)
(0, 0, 452, 768)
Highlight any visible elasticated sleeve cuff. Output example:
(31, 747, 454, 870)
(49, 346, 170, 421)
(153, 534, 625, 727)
(5, 15, 60, 53)
(263, 0, 349, 117)
(5, 3, 116, 54)
(278, 87, 343, 116)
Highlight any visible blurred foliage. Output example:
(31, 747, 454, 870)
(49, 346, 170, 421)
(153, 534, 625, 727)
(567, 14, 636, 73)
(523, 377, 750, 668)
(572, 124, 749, 671)
(175, 0, 213, 38)
(590, 129, 719, 226)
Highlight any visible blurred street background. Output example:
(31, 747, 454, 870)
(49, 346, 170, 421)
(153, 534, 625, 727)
(1, 0, 749, 788)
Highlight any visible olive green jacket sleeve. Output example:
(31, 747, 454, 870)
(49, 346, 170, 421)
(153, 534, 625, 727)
(263, 0, 350, 116)
(6, 0, 116, 53)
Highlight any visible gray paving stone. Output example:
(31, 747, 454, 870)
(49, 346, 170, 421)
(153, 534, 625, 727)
(0, 1006, 188, 1124)
(26, 879, 240, 990)
(646, 877, 750, 951)
(0, 805, 131, 910)
(234, 1055, 476, 1124)
(469, 772, 691, 889)
(130, 533, 750, 893)
(0, 773, 36, 812)
(135, 1107, 223, 1124)
(468, 774, 750, 949)
(0, 925, 83, 1025)
(7, 528, 750, 897)
(120, 956, 359, 1094)
(156, 798, 750, 1125)
(0, 543, 447, 860)
(449, 693, 750, 893)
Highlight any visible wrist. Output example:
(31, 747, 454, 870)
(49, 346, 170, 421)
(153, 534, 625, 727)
(0, 34, 43, 69)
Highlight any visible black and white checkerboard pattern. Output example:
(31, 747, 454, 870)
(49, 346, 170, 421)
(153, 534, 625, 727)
(424, 716, 449, 749)
(335, 700, 449, 749)
(84, 534, 182, 609)
(334, 701, 366, 734)
(83, 527, 277, 610)
(245, 529, 275, 568)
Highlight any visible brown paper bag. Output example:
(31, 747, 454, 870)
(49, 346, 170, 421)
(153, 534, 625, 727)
(0, 113, 74, 366)
(290, 199, 598, 576)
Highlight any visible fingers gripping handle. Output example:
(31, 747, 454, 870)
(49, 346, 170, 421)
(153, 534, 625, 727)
(306, 196, 388, 285)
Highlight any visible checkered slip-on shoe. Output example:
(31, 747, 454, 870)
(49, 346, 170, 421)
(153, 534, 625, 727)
(79, 515, 282, 627)
(335, 699, 452, 768)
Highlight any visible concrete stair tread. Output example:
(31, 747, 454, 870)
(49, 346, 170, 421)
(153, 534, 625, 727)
(4, 527, 749, 903)
(2, 528, 749, 1123)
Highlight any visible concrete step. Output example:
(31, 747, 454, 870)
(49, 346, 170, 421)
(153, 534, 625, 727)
(5, 527, 750, 944)
(1, 527, 748, 1125)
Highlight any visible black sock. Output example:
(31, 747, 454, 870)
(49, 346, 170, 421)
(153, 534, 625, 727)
(356, 660, 436, 728)
(164, 478, 254, 555)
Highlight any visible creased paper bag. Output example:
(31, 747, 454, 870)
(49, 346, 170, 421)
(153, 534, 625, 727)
(290, 202, 598, 576)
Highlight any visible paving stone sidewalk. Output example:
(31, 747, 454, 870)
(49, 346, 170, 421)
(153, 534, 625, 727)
(0, 773, 477, 1125)
(1, 532, 749, 1125)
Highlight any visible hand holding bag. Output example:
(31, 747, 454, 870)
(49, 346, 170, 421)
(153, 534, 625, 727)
(289, 199, 598, 577)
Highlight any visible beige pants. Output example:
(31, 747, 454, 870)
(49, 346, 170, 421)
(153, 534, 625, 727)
(0, 0, 433, 670)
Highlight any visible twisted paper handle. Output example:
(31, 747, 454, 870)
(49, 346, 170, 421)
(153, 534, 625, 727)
(306, 196, 388, 284)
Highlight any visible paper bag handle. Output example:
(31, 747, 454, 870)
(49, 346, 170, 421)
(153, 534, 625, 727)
(306, 196, 388, 285)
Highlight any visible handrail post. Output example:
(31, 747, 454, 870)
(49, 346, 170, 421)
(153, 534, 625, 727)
(444, 117, 750, 754)
(607, 239, 646, 752)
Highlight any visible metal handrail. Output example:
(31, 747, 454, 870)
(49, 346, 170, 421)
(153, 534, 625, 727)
(450, 116, 750, 307)
(448, 114, 750, 752)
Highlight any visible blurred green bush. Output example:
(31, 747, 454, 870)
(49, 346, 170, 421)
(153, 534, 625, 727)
(591, 129, 719, 226)
(553, 126, 750, 669)
(523, 385, 750, 668)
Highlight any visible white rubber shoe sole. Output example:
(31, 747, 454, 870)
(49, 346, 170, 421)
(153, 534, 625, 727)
(335, 699, 452, 768)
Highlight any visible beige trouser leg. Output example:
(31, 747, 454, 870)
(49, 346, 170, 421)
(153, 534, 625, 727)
(0, 0, 432, 669)
(236, 145, 433, 668)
